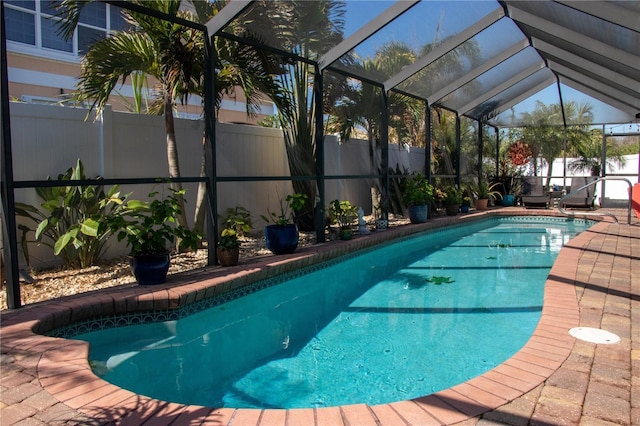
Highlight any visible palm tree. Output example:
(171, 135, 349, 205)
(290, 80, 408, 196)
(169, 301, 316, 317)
(517, 101, 594, 187)
(231, 0, 347, 231)
(55, 0, 290, 235)
(55, 0, 203, 229)
(187, 2, 292, 234)
(568, 128, 626, 176)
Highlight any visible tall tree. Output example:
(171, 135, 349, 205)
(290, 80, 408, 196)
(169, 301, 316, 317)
(55, 0, 289, 236)
(234, 0, 347, 231)
(56, 0, 202, 229)
(568, 128, 626, 176)
(516, 101, 594, 187)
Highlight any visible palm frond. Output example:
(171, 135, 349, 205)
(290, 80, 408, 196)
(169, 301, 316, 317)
(76, 31, 157, 113)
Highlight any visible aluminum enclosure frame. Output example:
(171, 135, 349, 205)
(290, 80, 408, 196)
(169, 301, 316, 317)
(1, 0, 638, 308)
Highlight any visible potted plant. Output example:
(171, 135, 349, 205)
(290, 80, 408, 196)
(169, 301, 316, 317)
(260, 193, 308, 255)
(109, 189, 200, 285)
(433, 187, 446, 214)
(460, 196, 472, 213)
(471, 181, 502, 210)
(329, 199, 359, 240)
(217, 206, 251, 267)
(442, 186, 463, 216)
(401, 173, 434, 223)
(374, 194, 389, 230)
(501, 175, 522, 206)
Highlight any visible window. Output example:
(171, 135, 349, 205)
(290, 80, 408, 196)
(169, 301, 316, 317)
(78, 26, 106, 55)
(3, 1, 128, 57)
(4, 0, 35, 10)
(78, 2, 106, 27)
(4, 6, 35, 45)
(41, 15, 72, 52)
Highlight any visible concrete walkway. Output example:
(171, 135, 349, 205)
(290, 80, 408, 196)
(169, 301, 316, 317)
(1, 209, 638, 425)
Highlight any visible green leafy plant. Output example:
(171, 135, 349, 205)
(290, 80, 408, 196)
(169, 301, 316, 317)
(329, 200, 359, 229)
(401, 173, 434, 207)
(471, 180, 502, 201)
(374, 194, 390, 220)
(462, 196, 472, 207)
(217, 206, 252, 250)
(14, 159, 128, 268)
(442, 186, 463, 205)
(260, 193, 308, 226)
(108, 189, 200, 256)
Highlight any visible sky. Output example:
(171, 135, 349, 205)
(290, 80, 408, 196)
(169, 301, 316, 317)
(339, 0, 637, 129)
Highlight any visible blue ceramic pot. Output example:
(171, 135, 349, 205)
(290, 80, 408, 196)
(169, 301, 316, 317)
(408, 205, 428, 223)
(265, 224, 299, 255)
(129, 253, 170, 285)
(502, 194, 515, 206)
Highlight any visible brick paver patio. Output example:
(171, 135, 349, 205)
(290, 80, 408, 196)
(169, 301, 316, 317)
(1, 208, 638, 425)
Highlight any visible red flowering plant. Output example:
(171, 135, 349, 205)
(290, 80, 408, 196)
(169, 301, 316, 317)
(496, 141, 532, 197)
(508, 141, 533, 166)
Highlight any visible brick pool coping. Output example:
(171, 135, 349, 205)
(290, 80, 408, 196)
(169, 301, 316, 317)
(0, 209, 609, 425)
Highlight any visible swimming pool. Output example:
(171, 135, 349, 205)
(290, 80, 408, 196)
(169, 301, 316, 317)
(70, 216, 592, 409)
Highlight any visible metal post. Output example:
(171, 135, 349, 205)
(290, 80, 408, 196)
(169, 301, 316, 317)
(380, 91, 389, 220)
(455, 113, 461, 187)
(477, 122, 484, 182)
(203, 33, 217, 266)
(557, 79, 567, 191)
(379, 89, 390, 218)
(425, 103, 431, 182)
(314, 65, 326, 242)
(0, 2, 21, 308)
(601, 124, 607, 206)
(494, 125, 499, 181)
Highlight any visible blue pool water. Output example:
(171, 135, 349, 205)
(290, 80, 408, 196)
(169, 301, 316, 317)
(74, 217, 592, 409)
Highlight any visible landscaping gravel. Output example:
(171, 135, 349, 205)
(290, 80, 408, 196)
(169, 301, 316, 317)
(1, 216, 409, 310)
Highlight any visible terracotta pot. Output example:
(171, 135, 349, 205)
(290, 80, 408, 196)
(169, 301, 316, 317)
(217, 247, 239, 267)
(475, 198, 489, 210)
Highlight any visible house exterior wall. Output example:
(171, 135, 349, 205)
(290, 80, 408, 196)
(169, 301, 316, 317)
(3, 2, 274, 124)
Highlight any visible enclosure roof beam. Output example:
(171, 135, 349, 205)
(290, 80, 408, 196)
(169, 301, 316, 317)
(318, 0, 418, 71)
(459, 61, 545, 116)
(553, 0, 640, 32)
(549, 62, 640, 112)
(505, 3, 638, 68)
(205, 0, 253, 36)
(532, 38, 640, 97)
(383, 7, 505, 92)
(559, 78, 637, 119)
(428, 38, 529, 105)
(490, 77, 557, 122)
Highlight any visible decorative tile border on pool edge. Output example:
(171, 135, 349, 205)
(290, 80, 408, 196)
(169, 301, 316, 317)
(46, 212, 595, 340)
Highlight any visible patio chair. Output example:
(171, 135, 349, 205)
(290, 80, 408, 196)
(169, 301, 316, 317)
(560, 177, 597, 209)
(521, 176, 550, 209)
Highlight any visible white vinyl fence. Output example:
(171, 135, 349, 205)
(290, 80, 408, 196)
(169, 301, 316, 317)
(6, 102, 425, 268)
(539, 155, 639, 207)
(9, 102, 636, 268)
